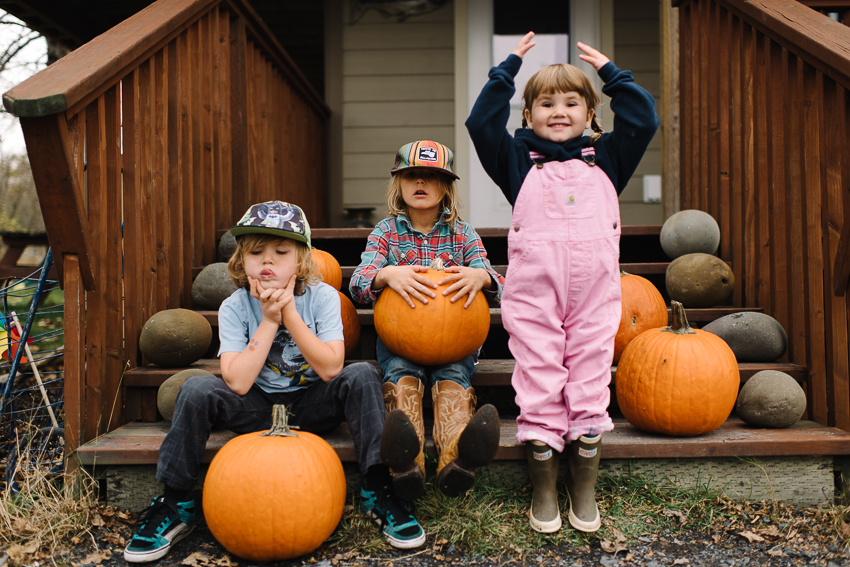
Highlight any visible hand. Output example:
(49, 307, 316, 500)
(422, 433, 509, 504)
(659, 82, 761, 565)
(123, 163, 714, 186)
(512, 32, 536, 59)
(379, 265, 438, 309)
(577, 42, 610, 71)
(249, 275, 294, 325)
(439, 267, 491, 309)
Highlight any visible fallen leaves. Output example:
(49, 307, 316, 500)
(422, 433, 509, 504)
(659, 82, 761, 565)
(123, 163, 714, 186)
(738, 531, 765, 543)
(181, 551, 238, 566)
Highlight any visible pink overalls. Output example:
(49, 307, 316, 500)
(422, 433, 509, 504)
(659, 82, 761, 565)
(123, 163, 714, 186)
(502, 149, 620, 452)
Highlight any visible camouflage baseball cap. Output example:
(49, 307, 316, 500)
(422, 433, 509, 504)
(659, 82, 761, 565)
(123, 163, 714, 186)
(230, 201, 311, 247)
(390, 140, 459, 180)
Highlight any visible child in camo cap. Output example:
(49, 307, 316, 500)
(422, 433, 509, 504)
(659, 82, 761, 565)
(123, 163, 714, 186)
(124, 201, 425, 564)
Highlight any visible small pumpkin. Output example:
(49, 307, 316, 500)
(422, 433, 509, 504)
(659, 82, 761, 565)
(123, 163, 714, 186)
(616, 301, 739, 436)
(339, 291, 361, 358)
(374, 257, 490, 366)
(203, 405, 346, 561)
(312, 249, 342, 290)
(614, 270, 668, 364)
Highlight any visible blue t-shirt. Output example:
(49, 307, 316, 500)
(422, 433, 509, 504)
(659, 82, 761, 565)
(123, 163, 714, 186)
(217, 283, 345, 393)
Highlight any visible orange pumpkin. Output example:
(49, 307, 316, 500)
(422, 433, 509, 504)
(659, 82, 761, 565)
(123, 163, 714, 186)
(614, 270, 668, 364)
(616, 301, 739, 436)
(312, 249, 342, 290)
(203, 405, 346, 561)
(374, 257, 490, 366)
(338, 292, 361, 358)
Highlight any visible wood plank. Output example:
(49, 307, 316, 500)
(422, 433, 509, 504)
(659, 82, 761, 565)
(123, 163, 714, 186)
(822, 78, 850, 430)
(73, 417, 850, 466)
(153, 49, 169, 312)
(138, 59, 158, 363)
(18, 115, 95, 290)
(707, 1, 720, 220)
(85, 96, 106, 441)
(755, 32, 772, 313)
(786, 55, 808, 380)
(742, 23, 757, 307)
(679, 2, 693, 211)
(730, 16, 745, 307)
(122, 69, 142, 368)
(718, 7, 731, 270)
(103, 84, 124, 432)
(229, 15, 249, 222)
(63, 255, 85, 456)
(215, 7, 233, 233)
(768, 41, 789, 360)
(802, 63, 829, 424)
(123, 358, 805, 389)
(182, 25, 197, 310)
(167, 40, 184, 308)
(201, 13, 216, 267)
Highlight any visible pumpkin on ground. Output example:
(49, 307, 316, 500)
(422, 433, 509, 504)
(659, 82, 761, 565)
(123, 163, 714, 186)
(203, 405, 346, 561)
(374, 257, 490, 366)
(614, 270, 668, 364)
(312, 249, 342, 290)
(615, 301, 739, 436)
(338, 291, 361, 358)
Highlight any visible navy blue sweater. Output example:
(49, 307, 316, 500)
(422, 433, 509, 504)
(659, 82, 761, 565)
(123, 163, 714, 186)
(465, 55, 660, 206)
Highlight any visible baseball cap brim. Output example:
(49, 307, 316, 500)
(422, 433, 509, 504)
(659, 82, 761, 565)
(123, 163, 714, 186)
(390, 165, 460, 180)
(230, 225, 310, 245)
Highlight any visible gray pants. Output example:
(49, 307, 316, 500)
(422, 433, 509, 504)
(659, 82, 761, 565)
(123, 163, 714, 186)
(156, 362, 385, 490)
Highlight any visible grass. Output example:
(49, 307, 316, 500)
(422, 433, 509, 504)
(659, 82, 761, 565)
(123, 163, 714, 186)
(328, 458, 746, 557)
(1, 424, 99, 566)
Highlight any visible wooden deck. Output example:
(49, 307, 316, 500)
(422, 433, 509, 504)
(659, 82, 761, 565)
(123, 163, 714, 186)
(74, 417, 850, 466)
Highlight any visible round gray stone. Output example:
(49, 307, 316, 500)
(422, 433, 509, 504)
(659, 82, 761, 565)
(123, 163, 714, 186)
(218, 230, 237, 262)
(157, 368, 216, 421)
(191, 263, 238, 309)
(665, 253, 735, 308)
(139, 309, 212, 367)
(660, 209, 721, 259)
(736, 370, 806, 428)
(703, 312, 788, 362)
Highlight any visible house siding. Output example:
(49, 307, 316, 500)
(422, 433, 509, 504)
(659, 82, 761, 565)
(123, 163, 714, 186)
(341, 6, 455, 219)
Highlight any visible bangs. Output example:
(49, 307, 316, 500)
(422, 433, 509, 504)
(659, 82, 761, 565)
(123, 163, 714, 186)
(523, 64, 599, 111)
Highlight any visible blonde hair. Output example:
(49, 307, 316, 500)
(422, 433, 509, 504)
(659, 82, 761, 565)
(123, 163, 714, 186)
(386, 171, 462, 228)
(227, 234, 320, 295)
(521, 63, 604, 143)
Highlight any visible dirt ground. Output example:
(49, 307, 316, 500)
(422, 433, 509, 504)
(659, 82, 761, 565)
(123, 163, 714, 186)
(4, 502, 849, 567)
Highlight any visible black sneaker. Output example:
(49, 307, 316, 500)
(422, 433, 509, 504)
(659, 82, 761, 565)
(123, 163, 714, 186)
(360, 485, 426, 549)
(123, 495, 195, 563)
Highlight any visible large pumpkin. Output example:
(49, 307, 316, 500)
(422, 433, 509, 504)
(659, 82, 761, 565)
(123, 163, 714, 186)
(312, 249, 342, 290)
(614, 270, 668, 364)
(339, 291, 361, 358)
(203, 405, 346, 561)
(616, 301, 739, 436)
(374, 257, 490, 366)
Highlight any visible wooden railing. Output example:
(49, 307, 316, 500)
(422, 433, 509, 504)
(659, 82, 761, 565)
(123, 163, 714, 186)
(674, 0, 850, 430)
(2, 0, 330, 454)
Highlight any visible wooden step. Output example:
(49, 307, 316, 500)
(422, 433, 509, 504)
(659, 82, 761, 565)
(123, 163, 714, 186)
(196, 306, 764, 328)
(74, 417, 850, 466)
(124, 359, 807, 389)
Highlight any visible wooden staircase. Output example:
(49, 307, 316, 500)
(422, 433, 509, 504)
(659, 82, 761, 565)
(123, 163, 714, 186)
(75, 227, 850, 508)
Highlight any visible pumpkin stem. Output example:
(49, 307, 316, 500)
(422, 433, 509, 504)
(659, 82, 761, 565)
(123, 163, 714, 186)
(260, 404, 300, 437)
(429, 256, 445, 271)
(664, 300, 697, 335)
(620, 268, 629, 277)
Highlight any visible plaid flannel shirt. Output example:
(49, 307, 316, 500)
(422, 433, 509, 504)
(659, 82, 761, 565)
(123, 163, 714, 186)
(349, 210, 504, 306)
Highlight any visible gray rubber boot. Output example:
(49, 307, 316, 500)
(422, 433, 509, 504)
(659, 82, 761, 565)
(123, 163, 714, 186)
(566, 435, 602, 532)
(526, 441, 562, 533)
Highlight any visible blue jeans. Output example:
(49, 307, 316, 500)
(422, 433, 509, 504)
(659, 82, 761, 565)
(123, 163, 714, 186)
(376, 337, 476, 390)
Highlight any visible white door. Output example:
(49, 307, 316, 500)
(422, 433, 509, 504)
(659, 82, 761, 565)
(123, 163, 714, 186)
(464, 0, 603, 228)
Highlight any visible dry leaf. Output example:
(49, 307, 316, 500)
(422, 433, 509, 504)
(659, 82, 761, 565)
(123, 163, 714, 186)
(90, 513, 105, 527)
(600, 539, 628, 555)
(78, 551, 108, 566)
(436, 538, 449, 545)
(673, 559, 690, 565)
(13, 518, 38, 533)
(767, 546, 785, 557)
(663, 509, 688, 524)
(760, 525, 781, 538)
(842, 523, 850, 537)
(738, 531, 765, 543)
(182, 551, 213, 566)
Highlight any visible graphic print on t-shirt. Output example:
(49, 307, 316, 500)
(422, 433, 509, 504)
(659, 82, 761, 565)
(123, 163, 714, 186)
(267, 328, 312, 387)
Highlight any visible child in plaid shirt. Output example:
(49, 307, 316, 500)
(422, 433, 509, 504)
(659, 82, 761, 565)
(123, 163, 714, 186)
(350, 140, 505, 501)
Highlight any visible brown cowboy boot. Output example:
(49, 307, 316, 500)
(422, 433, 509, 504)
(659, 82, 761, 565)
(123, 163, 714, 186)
(565, 434, 602, 532)
(380, 376, 426, 500)
(526, 441, 562, 533)
(432, 380, 500, 497)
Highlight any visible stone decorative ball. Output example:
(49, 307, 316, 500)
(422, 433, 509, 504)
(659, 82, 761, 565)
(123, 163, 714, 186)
(660, 209, 721, 259)
(192, 263, 238, 309)
(218, 230, 237, 262)
(666, 253, 734, 307)
(736, 370, 806, 428)
(703, 312, 788, 362)
(157, 369, 216, 421)
(139, 309, 212, 367)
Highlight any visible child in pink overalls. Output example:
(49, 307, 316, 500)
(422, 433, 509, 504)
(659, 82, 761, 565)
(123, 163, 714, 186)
(466, 33, 659, 533)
